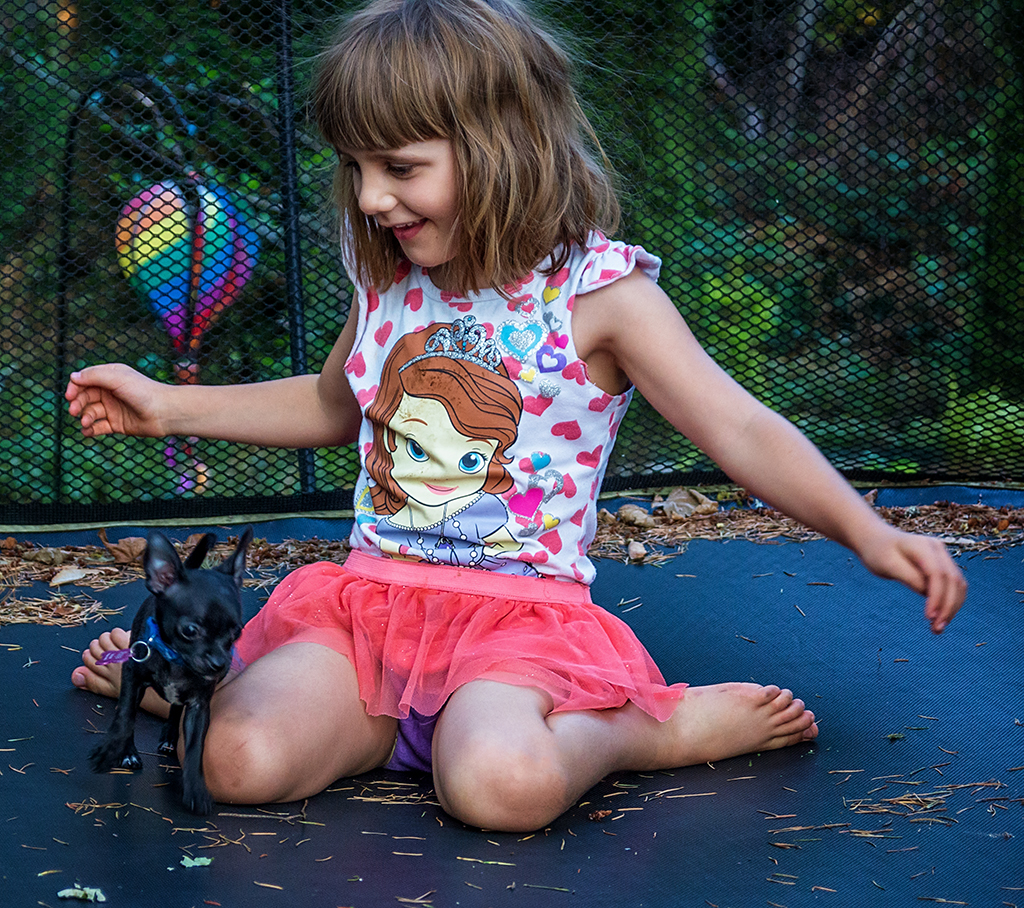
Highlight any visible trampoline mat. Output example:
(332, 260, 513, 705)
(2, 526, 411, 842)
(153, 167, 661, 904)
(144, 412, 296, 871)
(2, 497, 1021, 907)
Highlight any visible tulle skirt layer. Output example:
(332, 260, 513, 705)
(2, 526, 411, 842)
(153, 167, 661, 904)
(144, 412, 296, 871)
(235, 551, 686, 722)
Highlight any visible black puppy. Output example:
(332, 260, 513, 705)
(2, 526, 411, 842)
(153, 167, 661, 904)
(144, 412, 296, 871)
(89, 527, 252, 815)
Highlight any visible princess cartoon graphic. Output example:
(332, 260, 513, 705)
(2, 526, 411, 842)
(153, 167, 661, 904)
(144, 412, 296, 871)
(364, 316, 536, 574)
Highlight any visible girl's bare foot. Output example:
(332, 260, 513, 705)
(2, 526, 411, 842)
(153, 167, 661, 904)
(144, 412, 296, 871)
(666, 682, 818, 766)
(71, 628, 171, 719)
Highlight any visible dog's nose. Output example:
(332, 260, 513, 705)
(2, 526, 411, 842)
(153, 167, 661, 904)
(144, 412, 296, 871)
(201, 653, 228, 674)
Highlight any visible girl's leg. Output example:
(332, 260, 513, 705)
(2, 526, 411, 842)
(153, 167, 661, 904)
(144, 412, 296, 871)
(200, 642, 397, 803)
(73, 631, 397, 804)
(432, 679, 817, 833)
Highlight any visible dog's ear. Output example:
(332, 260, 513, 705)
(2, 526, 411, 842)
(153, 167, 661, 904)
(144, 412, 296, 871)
(144, 531, 185, 595)
(219, 526, 253, 589)
(184, 533, 217, 570)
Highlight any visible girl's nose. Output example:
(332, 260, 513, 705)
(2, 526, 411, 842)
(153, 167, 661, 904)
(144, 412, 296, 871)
(355, 170, 395, 217)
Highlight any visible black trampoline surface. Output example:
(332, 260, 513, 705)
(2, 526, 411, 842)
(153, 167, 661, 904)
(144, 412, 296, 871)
(2, 489, 1022, 907)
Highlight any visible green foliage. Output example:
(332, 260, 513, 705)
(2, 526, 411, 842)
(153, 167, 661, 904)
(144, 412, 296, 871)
(941, 387, 1024, 471)
(1, 0, 1022, 506)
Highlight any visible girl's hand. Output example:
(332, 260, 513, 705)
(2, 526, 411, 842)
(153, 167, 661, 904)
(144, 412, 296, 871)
(65, 364, 168, 438)
(855, 525, 966, 634)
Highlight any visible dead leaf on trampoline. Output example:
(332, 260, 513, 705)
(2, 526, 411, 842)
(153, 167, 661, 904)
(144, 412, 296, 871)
(97, 529, 146, 564)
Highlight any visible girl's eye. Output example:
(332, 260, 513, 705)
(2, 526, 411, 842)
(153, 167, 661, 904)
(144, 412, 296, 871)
(406, 439, 428, 462)
(458, 452, 486, 474)
(387, 163, 414, 177)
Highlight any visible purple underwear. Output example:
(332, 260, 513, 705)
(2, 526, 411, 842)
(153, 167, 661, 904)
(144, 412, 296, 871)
(384, 708, 438, 773)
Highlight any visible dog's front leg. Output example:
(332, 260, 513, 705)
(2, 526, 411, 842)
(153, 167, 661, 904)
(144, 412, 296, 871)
(159, 703, 184, 756)
(88, 662, 146, 772)
(179, 699, 214, 815)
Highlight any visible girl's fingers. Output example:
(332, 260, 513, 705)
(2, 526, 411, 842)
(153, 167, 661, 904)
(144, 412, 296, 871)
(919, 547, 966, 633)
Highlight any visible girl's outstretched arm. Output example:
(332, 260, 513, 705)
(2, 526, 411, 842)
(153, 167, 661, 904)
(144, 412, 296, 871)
(573, 270, 966, 633)
(66, 302, 362, 449)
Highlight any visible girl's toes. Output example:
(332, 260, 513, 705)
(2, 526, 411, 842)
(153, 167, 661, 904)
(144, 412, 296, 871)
(71, 628, 131, 698)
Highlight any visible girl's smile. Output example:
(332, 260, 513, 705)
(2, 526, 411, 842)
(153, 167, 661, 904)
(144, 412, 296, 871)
(341, 140, 459, 273)
(391, 219, 426, 243)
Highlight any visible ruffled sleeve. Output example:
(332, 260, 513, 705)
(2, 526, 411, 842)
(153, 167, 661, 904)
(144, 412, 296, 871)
(575, 233, 662, 293)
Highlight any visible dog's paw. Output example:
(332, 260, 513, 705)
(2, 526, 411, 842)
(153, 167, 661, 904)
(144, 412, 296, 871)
(119, 751, 144, 770)
(157, 740, 177, 756)
(89, 738, 142, 773)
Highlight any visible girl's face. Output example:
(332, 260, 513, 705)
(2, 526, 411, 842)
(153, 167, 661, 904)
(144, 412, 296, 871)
(388, 394, 498, 508)
(341, 139, 460, 275)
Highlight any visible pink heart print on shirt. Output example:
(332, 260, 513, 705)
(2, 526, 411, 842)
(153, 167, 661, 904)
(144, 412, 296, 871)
(346, 352, 366, 378)
(356, 385, 378, 407)
(552, 420, 582, 441)
(562, 361, 586, 385)
(523, 395, 554, 416)
(538, 530, 562, 554)
(374, 321, 393, 347)
(577, 445, 603, 468)
(509, 487, 544, 517)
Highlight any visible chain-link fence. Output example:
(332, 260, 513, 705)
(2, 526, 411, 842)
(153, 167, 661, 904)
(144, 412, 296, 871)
(2, 0, 1022, 525)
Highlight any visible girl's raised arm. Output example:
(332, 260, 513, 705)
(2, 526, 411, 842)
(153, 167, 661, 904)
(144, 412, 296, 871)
(66, 302, 362, 450)
(573, 270, 966, 632)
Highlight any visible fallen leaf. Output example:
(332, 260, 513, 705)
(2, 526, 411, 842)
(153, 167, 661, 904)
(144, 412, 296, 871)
(627, 541, 647, 561)
(98, 529, 146, 564)
(617, 504, 655, 527)
(656, 487, 718, 519)
(23, 548, 66, 566)
(57, 886, 107, 902)
(50, 568, 91, 588)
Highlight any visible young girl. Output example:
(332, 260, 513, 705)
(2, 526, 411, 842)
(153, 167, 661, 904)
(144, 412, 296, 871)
(67, 0, 965, 833)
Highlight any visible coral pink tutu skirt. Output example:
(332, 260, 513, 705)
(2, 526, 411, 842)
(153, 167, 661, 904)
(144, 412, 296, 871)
(235, 551, 686, 723)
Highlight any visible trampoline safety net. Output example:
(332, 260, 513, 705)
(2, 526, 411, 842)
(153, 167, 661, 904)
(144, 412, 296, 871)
(2, 0, 1023, 525)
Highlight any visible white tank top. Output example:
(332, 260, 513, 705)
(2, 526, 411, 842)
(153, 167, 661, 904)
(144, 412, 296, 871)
(344, 235, 661, 584)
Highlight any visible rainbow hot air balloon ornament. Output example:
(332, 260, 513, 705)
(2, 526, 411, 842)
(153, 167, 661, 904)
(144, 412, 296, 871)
(116, 174, 260, 494)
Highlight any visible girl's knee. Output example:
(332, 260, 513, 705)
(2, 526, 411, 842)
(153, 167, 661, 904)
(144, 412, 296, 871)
(199, 711, 285, 804)
(434, 734, 569, 832)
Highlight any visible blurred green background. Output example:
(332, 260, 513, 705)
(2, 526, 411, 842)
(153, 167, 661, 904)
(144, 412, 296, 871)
(1, 0, 1022, 520)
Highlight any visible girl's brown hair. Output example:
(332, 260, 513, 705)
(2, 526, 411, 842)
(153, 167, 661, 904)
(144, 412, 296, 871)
(313, 0, 620, 296)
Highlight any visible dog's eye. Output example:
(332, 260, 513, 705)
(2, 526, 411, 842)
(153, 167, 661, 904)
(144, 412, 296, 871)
(179, 622, 200, 640)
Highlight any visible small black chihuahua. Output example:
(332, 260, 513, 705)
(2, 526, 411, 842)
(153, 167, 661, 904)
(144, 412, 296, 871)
(89, 527, 252, 815)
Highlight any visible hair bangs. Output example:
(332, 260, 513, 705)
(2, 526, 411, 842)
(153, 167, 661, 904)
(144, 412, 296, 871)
(315, 9, 452, 152)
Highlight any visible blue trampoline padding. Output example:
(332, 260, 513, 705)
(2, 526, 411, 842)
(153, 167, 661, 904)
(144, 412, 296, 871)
(874, 485, 1024, 508)
(2, 501, 1020, 907)
(9, 516, 352, 548)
